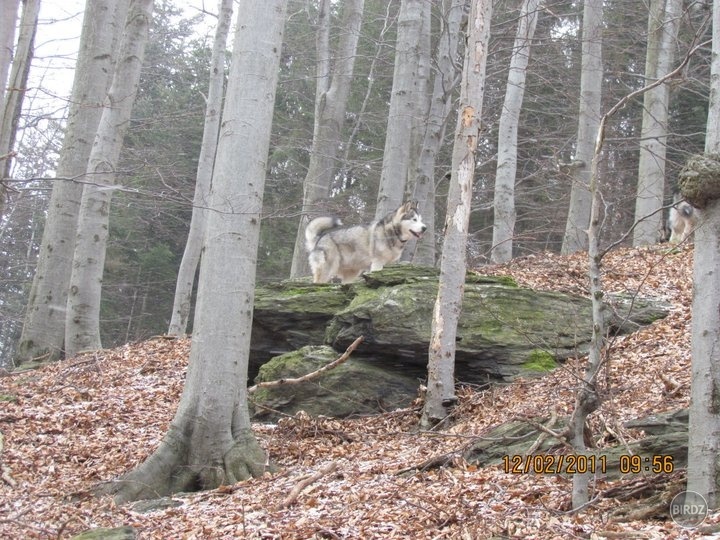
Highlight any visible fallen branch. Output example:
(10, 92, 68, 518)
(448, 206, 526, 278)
(395, 452, 461, 476)
(280, 461, 338, 508)
(526, 409, 560, 455)
(0, 431, 16, 487)
(248, 336, 364, 394)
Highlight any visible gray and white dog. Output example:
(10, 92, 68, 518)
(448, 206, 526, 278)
(305, 200, 427, 283)
(668, 193, 698, 244)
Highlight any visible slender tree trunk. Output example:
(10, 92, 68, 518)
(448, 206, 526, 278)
(289, 0, 365, 278)
(374, 0, 425, 219)
(342, 3, 393, 168)
(568, 127, 604, 509)
(404, 0, 467, 266)
(15, 0, 130, 365)
(167, 0, 232, 336)
(687, 0, 720, 507)
(406, 0, 431, 196)
(562, 32, 705, 510)
(633, 0, 682, 246)
(0, 0, 39, 214)
(0, 0, 19, 104)
(102, 0, 288, 504)
(65, 0, 153, 358)
(421, 0, 493, 427)
(491, 0, 541, 263)
(561, 0, 603, 255)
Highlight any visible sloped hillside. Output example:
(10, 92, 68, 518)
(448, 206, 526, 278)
(1, 245, 717, 539)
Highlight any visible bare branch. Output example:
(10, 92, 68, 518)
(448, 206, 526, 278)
(247, 336, 364, 394)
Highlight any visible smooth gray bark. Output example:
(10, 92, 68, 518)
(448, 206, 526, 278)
(491, 0, 541, 263)
(375, 0, 425, 219)
(0, 0, 19, 106)
(404, 0, 466, 266)
(15, 0, 129, 365)
(65, 0, 153, 357)
(561, 0, 603, 255)
(167, 0, 233, 336)
(633, 0, 682, 246)
(289, 0, 365, 278)
(0, 0, 39, 213)
(687, 0, 720, 508)
(103, 0, 288, 504)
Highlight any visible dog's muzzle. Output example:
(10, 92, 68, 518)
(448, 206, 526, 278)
(411, 226, 427, 239)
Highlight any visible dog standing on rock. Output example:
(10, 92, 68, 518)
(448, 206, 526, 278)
(305, 200, 427, 283)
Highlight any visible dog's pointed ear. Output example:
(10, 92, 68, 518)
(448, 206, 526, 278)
(403, 200, 418, 212)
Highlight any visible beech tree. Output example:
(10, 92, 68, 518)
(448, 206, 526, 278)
(0, 1, 19, 108)
(0, 0, 39, 215)
(103, 0, 288, 503)
(15, 0, 130, 365)
(405, 0, 466, 266)
(563, 32, 707, 509)
(65, 0, 154, 358)
(561, 0, 603, 255)
(633, 0, 682, 246)
(374, 0, 426, 219)
(167, 0, 233, 336)
(421, 0, 493, 427)
(289, 0, 365, 279)
(686, 0, 720, 507)
(490, 0, 541, 263)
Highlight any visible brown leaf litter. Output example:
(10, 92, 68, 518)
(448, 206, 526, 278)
(1, 245, 718, 539)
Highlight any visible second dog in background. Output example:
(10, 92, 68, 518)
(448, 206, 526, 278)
(668, 194, 698, 244)
(305, 200, 427, 283)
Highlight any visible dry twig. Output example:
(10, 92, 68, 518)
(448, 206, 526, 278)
(248, 336, 364, 393)
(280, 461, 338, 508)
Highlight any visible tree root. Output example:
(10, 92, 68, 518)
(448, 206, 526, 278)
(96, 428, 271, 504)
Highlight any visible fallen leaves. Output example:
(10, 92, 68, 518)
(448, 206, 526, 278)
(0, 245, 717, 538)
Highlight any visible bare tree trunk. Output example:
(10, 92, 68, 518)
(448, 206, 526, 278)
(687, 0, 720, 507)
(0, 0, 19, 104)
(65, 0, 153, 358)
(289, 0, 365, 278)
(633, 0, 682, 246)
(687, 194, 720, 510)
(374, 0, 425, 219)
(167, 0, 232, 336)
(490, 0, 541, 263)
(406, 0, 431, 196)
(101, 0, 288, 504)
(15, 0, 130, 365)
(421, 0, 493, 427)
(0, 0, 39, 214)
(568, 133, 604, 509)
(563, 35, 705, 510)
(561, 0, 603, 255)
(404, 0, 466, 266)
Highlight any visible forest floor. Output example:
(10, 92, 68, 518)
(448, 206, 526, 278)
(1, 244, 719, 539)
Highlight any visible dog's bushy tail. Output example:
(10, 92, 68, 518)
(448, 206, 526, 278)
(305, 216, 342, 252)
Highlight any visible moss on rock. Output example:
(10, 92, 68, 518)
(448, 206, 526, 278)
(522, 350, 558, 372)
(251, 346, 419, 420)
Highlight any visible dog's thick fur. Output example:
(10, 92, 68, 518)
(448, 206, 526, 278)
(305, 200, 427, 283)
(668, 194, 698, 244)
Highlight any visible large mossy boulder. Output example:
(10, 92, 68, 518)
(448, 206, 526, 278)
(327, 281, 598, 379)
(252, 281, 352, 360)
(250, 346, 420, 420)
(252, 265, 668, 383)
